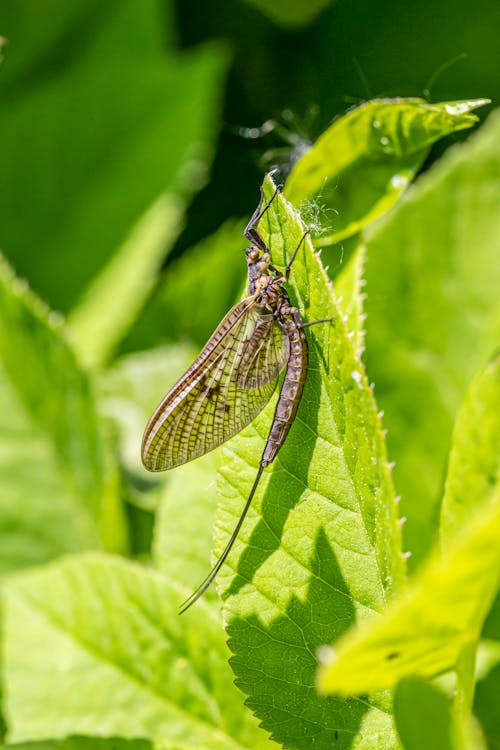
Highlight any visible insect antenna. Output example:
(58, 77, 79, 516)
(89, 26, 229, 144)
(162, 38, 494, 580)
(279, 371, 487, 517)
(178, 465, 265, 614)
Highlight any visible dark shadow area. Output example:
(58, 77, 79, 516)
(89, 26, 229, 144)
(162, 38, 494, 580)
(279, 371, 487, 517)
(0, 1, 121, 103)
(227, 527, 389, 748)
(483, 589, 500, 639)
(474, 662, 500, 750)
(170, 0, 498, 259)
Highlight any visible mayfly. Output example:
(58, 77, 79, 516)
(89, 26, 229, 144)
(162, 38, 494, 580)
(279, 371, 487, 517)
(142, 184, 327, 613)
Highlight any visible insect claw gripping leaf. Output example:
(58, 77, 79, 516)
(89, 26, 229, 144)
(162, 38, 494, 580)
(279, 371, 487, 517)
(142, 180, 327, 612)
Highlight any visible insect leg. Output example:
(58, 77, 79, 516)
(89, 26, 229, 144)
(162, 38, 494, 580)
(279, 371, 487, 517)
(244, 184, 280, 252)
(285, 230, 311, 279)
(299, 317, 332, 328)
(285, 233, 332, 330)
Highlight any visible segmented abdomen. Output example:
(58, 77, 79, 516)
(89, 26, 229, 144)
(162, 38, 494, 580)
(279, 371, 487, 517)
(261, 309, 308, 467)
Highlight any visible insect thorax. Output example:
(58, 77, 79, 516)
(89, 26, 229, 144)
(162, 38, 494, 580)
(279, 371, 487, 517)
(246, 246, 273, 294)
(246, 245, 289, 314)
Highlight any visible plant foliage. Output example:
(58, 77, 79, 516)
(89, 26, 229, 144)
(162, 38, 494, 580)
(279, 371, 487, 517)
(0, 6, 498, 749)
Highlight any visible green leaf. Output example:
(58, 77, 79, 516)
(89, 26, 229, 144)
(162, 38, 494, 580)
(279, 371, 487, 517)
(394, 678, 457, 750)
(0, 1, 227, 312)
(476, 639, 500, 682)
(363, 108, 500, 568)
(245, 0, 334, 27)
(318, 354, 500, 696)
(0, 740, 153, 750)
(0, 2, 93, 87)
(153, 451, 221, 602)
(0, 362, 97, 576)
(284, 98, 489, 245)
(100, 344, 198, 557)
(0, 258, 110, 576)
(0, 694, 6, 743)
(0, 258, 107, 514)
(332, 238, 367, 357)
(122, 220, 246, 354)
(394, 678, 485, 750)
(215, 175, 405, 748)
(100, 345, 196, 480)
(318, 496, 500, 695)
(68, 193, 184, 369)
(317, 357, 500, 699)
(3, 554, 273, 749)
(475, 660, 500, 750)
(483, 593, 500, 639)
(440, 355, 500, 545)
(0, 742, 224, 750)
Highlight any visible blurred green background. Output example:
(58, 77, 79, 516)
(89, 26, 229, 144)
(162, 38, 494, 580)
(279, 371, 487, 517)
(0, 0, 498, 572)
(0, 3, 499, 746)
(0, 0, 498, 320)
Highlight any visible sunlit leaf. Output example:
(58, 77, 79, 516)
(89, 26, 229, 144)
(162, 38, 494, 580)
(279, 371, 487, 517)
(3, 554, 273, 749)
(285, 98, 489, 246)
(100, 344, 197, 556)
(364, 108, 500, 567)
(332, 237, 367, 356)
(68, 194, 184, 369)
(0, 257, 121, 575)
(317, 497, 500, 695)
(0, 739, 154, 750)
(215, 175, 405, 748)
(153, 451, 221, 601)
(100, 345, 195, 479)
(318, 355, 500, 695)
(440, 355, 500, 545)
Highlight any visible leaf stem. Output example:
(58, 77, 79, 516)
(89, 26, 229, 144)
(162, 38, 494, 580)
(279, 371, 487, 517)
(454, 639, 478, 724)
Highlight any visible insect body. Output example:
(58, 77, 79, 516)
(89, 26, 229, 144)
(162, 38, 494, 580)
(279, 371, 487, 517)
(142, 187, 319, 612)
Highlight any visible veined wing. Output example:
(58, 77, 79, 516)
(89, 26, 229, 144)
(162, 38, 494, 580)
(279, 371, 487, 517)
(234, 312, 287, 389)
(142, 298, 289, 471)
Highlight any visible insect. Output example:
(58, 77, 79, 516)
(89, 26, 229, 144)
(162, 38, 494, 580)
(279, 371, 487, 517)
(142, 184, 328, 613)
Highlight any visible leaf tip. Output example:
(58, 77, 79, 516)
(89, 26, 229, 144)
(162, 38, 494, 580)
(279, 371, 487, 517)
(316, 645, 337, 693)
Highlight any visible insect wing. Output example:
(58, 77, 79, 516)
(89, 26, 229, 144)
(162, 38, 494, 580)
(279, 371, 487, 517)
(234, 312, 288, 390)
(142, 298, 289, 471)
